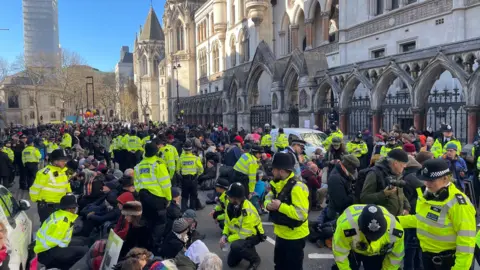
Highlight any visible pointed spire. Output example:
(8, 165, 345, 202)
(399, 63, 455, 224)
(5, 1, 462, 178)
(139, 7, 165, 41)
(134, 32, 138, 47)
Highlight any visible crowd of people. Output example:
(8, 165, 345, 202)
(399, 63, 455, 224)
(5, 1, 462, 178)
(0, 120, 479, 270)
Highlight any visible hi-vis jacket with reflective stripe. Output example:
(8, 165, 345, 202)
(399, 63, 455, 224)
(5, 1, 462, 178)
(380, 145, 403, 157)
(431, 138, 462, 158)
(323, 130, 344, 150)
(30, 165, 71, 203)
(116, 135, 125, 150)
(333, 204, 404, 270)
(34, 209, 77, 254)
(134, 156, 172, 201)
(60, 133, 72, 149)
(233, 153, 259, 194)
(45, 142, 59, 154)
(346, 141, 368, 158)
(398, 184, 476, 270)
(160, 146, 176, 178)
(22, 145, 41, 164)
(125, 135, 143, 152)
(260, 134, 272, 147)
(166, 144, 179, 168)
(222, 199, 264, 243)
(177, 151, 203, 176)
(214, 191, 228, 221)
(274, 134, 289, 149)
(264, 172, 309, 240)
(2, 147, 14, 162)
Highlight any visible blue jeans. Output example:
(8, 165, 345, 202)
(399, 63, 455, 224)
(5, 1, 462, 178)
(404, 229, 423, 270)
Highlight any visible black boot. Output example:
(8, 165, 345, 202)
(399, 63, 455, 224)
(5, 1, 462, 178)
(247, 259, 261, 270)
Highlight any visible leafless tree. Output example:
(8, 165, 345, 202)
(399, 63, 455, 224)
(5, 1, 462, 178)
(96, 72, 118, 121)
(0, 57, 11, 83)
(119, 90, 137, 121)
(137, 79, 151, 123)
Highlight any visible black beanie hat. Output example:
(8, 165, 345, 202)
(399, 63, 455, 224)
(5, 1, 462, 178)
(144, 142, 158, 157)
(387, 149, 409, 163)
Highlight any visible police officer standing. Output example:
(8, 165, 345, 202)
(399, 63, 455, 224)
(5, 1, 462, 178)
(30, 149, 71, 222)
(431, 124, 462, 158)
(274, 128, 289, 152)
(177, 141, 203, 211)
(332, 204, 404, 270)
(22, 136, 41, 189)
(59, 130, 72, 150)
(134, 142, 171, 247)
(220, 183, 264, 270)
(126, 130, 143, 167)
(398, 159, 476, 269)
(260, 124, 272, 154)
(34, 194, 88, 269)
(264, 152, 309, 270)
(13, 134, 27, 190)
(157, 135, 176, 186)
(232, 145, 263, 197)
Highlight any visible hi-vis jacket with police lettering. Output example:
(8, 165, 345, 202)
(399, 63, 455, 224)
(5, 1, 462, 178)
(30, 165, 71, 203)
(177, 151, 203, 176)
(233, 153, 259, 194)
(222, 199, 264, 243)
(431, 137, 462, 158)
(274, 134, 289, 150)
(34, 209, 77, 254)
(125, 135, 143, 152)
(22, 145, 41, 164)
(134, 156, 172, 201)
(333, 205, 404, 270)
(264, 172, 309, 240)
(398, 184, 476, 270)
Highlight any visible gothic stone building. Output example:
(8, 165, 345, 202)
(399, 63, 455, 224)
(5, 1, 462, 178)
(159, 0, 480, 143)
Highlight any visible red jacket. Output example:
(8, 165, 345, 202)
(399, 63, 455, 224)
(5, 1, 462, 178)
(114, 215, 130, 240)
(301, 169, 321, 189)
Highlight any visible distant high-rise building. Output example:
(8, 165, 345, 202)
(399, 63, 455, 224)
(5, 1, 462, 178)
(22, 0, 60, 67)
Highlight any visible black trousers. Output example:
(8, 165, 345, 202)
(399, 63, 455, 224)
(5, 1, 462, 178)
(37, 202, 59, 223)
(338, 252, 384, 270)
(25, 162, 38, 188)
(138, 190, 168, 250)
(118, 150, 128, 172)
(37, 237, 89, 270)
(422, 251, 455, 270)
(274, 237, 306, 270)
(0, 177, 8, 187)
(16, 160, 27, 190)
(181, 175, 198, 211)
(228, 238, 261, 267)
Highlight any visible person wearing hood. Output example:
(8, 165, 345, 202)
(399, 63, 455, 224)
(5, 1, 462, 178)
(326, 155, 359, 220)
(360, 149, 411, 216)
(160, 218, 191, 259)
(224, 137, 243, 166)
(401, 156, 424, 270)
(119, 201, 153, 259)
(113, 193, 138, 239)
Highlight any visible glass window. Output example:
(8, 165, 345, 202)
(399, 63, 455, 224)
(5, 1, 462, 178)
(29, 96, 34, 106)
(371, 48, 385, 59)
(392, 0, 399, 9)
(8, 93, 19, 109)
(0, 187, 20, 222)
(376, 0, 384, 15)
(50, 111, 56, 119)
(49, 95, 55, 106)
(302, 133, 326, 147)
(29, 111, 35, 119)
(176, 22, 184, 51)
(400, 41, 416, 53)
(213, 43, 219, 73)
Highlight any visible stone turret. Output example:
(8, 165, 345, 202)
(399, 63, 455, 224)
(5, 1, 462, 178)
(213, 0, 227, 40)
(246, 0, 269, 26)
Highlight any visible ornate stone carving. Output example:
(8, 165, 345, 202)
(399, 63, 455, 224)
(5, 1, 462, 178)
(466, 0, 480, 6)
(346, 0, 453, 41)
(299, 90, 308, 109)
(308, 42, 339, 55)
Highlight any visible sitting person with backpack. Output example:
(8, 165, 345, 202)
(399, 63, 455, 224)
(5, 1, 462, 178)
(358, 149, 411, 216)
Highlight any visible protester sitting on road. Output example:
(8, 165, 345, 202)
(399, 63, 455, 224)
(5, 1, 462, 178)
(160, 218, 191, 259)
(165, 188, 182, 238)
(198, 252, 223, 270)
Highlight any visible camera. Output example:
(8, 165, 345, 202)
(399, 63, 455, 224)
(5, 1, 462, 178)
(389, 180, 406, 188)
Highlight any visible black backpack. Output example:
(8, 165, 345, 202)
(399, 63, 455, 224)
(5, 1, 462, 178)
(354, 166, 384, 204)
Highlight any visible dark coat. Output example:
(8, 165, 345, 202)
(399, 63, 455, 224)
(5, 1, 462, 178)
(0, 151, 13, 177)
(120, 221, 153, 259)
(403, 165, 424, 214)
(159, 231, 186, 259)
(164, 202, 182, 237)
(327, 164, 355, 216)
(224, 145, 242, 166)
(197, 166, 216, 184)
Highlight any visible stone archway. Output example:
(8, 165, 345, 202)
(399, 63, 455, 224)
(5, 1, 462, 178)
(313, 78, 340, 131)
(284, 68, 300, 127)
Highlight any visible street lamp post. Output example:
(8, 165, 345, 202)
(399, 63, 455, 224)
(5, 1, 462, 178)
(172, 56, 181, 124)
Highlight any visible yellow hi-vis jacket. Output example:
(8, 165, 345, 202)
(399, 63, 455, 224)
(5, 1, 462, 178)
(333, 205, 404, 270)
(60, 133, 72, 149)
(34, 209, 77, 254)
(160, 146, 176, 178)
(398, 184, 476, 270)
(116, 135, 125, 150)
(134, 156, 172, 201)
(167, 144, 179, 169)
(274, 134, 289, 150)
(264, 172, 309, 240)
(431, 137, 462, 158)
(45, 142, 59, 154)
(323, 130, 344, 150)
(125, 135, 143, 152)
(380, 144, 403, 157)
(214, 191, 228, 221)
(22, 145, 41, 164)
(233, 153, 259, 193)
(222, 199, 264, 243)
(260, 134, 272, 147)
(346, 140, 368, 158)
(30, 165, 71, 203)
(2, 147, 14, 162)
(177, 151, 203, 176)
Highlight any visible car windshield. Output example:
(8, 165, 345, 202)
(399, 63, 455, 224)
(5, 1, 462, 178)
(301, 133, 325, 146)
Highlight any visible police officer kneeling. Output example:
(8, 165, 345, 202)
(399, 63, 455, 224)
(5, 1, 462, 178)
(398, 158, 476, 269)
(332, 204, 404, 270)
(220, 182, 265, 270)
(30, 149, 72, 223)
(264, 152, 309, 270)
(34, 194, 88, 269)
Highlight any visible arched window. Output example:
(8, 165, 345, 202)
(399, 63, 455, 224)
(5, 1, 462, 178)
(141, 55, 148, 76)
(213, 42, 220, 73)
(29, 111, 35, 119)
(50, 111, 56, 119)
(199, 49, 207, 77)
(176, 21, 184, 51)
(8, 93, 19, 108)
(240, 28, 249, 63)
(230, 37, 236, 67)
(153, 56, 160, 77)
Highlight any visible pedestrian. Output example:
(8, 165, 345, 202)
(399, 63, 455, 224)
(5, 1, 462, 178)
(398, 158, 476, 269)
(0, 142, 14, 187)
(332, 204, 404, 270)
(264, 152, 309, 270)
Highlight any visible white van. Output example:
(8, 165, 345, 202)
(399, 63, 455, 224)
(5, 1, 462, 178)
(270, 128, 327, 156)
(0, 186, 32, 269)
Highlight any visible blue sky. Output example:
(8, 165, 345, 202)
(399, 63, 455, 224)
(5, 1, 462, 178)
(0, 0, 165, 71)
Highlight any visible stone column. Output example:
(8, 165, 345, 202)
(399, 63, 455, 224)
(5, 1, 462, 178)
(271, 81, 287, 128)
(412, 107, 425, 131)
(371, 110, 382, 135)
(304, 19, 313, 49)
(339, 110, 348, 135)
(321, 12, 330, 42)
(278, 31, 285, 56)
(290, 24, 299, 49)
(466, 106, 480, 143)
